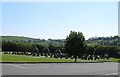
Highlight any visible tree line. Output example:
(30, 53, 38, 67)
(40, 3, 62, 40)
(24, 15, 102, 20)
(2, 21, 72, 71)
(2, 31, 120, 62)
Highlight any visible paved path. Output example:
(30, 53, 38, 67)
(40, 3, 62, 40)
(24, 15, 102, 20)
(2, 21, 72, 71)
(2, 63, 119, 76)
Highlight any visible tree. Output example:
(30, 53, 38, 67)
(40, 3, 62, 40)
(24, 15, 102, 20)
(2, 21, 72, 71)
(86, 46, 94, 55)
(15, 43, 33, 55)
(43, 47, 50, 57)
(36, 44, 44, 55)
(2, 41, 17, 52)
(32, 45, 39, 56)
(86, 46, 95, 60)
(64, 31, 86, 62)
(49, 44, 60, 58)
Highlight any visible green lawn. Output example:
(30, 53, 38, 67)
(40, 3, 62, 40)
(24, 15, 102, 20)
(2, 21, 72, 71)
(1, 54, 74, 62)
(0, 53, 119, 63)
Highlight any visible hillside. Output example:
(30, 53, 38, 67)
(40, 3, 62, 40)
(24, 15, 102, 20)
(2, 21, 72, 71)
(2, 36, 34, 41)
(87, 36, 120, 46)
(1, 36, 64, 47)
(1, 35, 120, 46)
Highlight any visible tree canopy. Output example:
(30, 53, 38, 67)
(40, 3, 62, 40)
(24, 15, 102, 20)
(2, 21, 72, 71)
(64, 31, 86, 62)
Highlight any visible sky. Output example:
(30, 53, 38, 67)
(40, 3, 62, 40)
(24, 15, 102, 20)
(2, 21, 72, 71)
(1, 0, 119, 2)
(2, 2, 118, 40)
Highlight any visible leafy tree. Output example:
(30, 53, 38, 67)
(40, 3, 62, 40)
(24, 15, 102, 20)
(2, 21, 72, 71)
(2, 41, 17, 51)
(64, 31, 86, 62)
(95, 46, 106, 59)
(31, 44, 39, 56)
(43, 47, 50, 57)
(36, 44, 44, 55)
(86, 46, 95, 55)
(106, 46, 119, 58)
(49, 44, 60, 58)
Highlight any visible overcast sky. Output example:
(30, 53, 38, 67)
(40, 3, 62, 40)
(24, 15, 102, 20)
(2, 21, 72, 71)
(2, 2, 118, 39)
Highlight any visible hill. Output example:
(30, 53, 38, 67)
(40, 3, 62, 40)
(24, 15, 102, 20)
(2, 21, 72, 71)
(1, 36, 64, 47)
(87, 36, 120, 46)
(1, 35, 120, 46)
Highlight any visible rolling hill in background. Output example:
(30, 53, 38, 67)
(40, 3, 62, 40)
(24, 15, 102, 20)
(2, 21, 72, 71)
(1, 36, 64, 46)
(87, 36, 120, 46)
(1, 35, 120, 47)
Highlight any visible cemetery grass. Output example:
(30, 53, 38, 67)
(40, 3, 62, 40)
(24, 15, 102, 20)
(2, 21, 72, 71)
(0, 53, 120, 63)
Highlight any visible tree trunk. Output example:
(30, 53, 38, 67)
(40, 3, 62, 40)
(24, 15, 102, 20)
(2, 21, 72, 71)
(75, 56, 77, 62)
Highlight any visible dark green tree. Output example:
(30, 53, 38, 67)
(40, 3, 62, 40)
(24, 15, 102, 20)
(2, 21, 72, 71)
(64, 31, 86, 62)
(2, 41, 17, 52)
(43, 47, 50, 57)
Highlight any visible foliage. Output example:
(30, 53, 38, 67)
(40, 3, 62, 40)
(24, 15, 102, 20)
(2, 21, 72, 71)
(1, 33, 120, 62)
(64, 31, 86, 62)
(87, 36, 120, 46)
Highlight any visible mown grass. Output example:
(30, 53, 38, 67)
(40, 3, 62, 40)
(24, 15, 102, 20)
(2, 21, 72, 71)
(0, 53, 74, 62)
(0, 52, 119, 63)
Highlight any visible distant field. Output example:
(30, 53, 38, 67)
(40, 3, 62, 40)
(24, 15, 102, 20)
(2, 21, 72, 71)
(0, 52, 119, 63)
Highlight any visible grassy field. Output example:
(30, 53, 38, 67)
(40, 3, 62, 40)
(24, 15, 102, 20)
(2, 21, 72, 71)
(0, 52, 119, 63)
